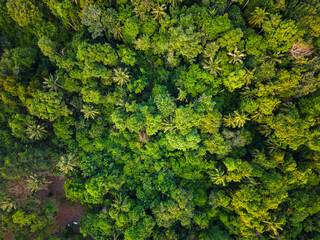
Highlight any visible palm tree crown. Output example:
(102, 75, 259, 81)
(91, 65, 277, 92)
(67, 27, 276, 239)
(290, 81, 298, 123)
(57, 154, 78, 175)
(228, 47, 246, 64)
(249, 7, 269, 28)
(113, 68, 131, 86)
(81, 105, 99, 120)
(43, 74, 63, 92)
(223, 111, 250, 128)
(26, 123, 47, 140)
(209, 168, 227, 186)
(114, 22, 123, 41)
(202, 57, 222, 76)
(152, 4, 166, 20)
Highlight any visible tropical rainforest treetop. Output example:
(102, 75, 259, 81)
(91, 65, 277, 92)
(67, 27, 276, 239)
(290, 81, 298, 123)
(0, 0, 320, 239)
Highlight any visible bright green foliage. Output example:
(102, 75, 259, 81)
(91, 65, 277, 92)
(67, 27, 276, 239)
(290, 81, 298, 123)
(223, 68, 247, 92)
(1, 1, 320, 240)
(117, 45, 136, 66)
(6, 0, 43, 27)
(26, 91, 71, 121)
(123, 17, 140, 43)
(263, 18, 301, 52)
(77, 42, 118, 66)
(38, 37, 56, 60)
(153, 91, 176, 118)
(53, 116, 75, 139)
(166, 129, 201, 151)
(178, 64, 221, 97)
(204, 14, 232, 40)
(217, 28, 243, 52)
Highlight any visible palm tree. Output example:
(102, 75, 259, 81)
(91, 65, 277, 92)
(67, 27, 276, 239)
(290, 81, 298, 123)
(244, 67, 256, 85)
(266, 136, 283, 154)
(111, 194, 130, 214)
(243, 176, 260, 186)
(26, 123, 47, 140)
(169, 0, 184, 8)
(57, 154, 78, 175)
(248, 7, 269, 28)
(1, 197, 17, 212)
(113, 68, 131, 86)
(176, 87, 187, 102)
(114, 22, 123, 41)
(162, 117, 177, 133)
(259, 124, 273, 137)
(263, 216, 284, 238)
(279, 102, 295, 113)
(223, 114, 234, 128)
(202, 57, 222, 76)
(209, 168, 227, 186)
(208, 7, 216, 16)
(232, 111, 250, 128)
(250, 110, 263, 122)
(26, 176, 51, 193)
(151, 4, 166, 20)
(43, 74, 63, 92)
(266, 52, 284, 65)
(81, 105, 99, 119)
(223, 111, 249, 128)
(228, 46, 246, 64)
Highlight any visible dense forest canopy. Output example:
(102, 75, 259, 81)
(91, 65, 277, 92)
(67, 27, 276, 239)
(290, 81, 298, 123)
(0, 0, 320, 239)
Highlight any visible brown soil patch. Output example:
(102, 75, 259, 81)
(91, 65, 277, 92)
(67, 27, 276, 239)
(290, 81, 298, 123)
(3, 176, 88, 240)
(36, 176, 88, 235)
(3, 231, 14, 240)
